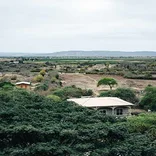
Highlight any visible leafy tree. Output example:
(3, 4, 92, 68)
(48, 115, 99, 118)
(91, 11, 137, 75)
(99, 88, 139, 104)
(97, 77, 117, 90)
(140, 86, 156, 111)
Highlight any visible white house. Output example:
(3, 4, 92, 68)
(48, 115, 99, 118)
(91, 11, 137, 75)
(68, 97, 134, 116)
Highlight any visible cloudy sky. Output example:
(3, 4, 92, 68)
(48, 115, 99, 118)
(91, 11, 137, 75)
(0, 0, 156, 53)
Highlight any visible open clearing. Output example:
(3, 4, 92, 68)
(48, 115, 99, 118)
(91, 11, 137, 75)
(60, 73, 156, 95)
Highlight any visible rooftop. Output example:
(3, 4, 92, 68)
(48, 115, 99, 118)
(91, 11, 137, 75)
(67, 97, 134, 108)
(15, 82, 31, 85)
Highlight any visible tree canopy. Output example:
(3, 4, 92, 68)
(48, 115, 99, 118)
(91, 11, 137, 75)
(0, 88, 156, 155)
(99, 88, 139, 104)
(140, 86, 156, 111)
(97, 77, 117, 90)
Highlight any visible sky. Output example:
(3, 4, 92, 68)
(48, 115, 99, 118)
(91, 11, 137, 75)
(0, 0, 156, 53)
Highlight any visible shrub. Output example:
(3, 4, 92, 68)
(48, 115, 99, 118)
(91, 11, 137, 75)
(51, 77, 57, 83)
(10, 75, 17, 80)
(46, 94, 61, 102)
(140, 86, 156, 111)
(0, 82, 14, 90)
(34, 83, 49, 91)
(99, 88, 139, 104)
(55, 74, 59, 79)
(52, 86, 83, 99)
(33, 75, 44, 82)
(40, 69, 46, 76)
(82, 89, 93, 96)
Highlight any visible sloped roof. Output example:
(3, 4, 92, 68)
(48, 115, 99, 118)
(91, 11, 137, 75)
(67, 97, 134, 108)
(15, 82, 31, 85)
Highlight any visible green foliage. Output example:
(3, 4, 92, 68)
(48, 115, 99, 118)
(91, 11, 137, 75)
(144, 72, 152, 79)
(52, 86, 93, 100)
(34, 75, 44, 82)
(128, 113, 156, 134)
(0, 82, 14, 90)
(46, 94, 61, 102)
(0, 88, 156, 155)
(140, 86, 156, 111)
(34, 82, 49, 91)
(82, 89, 93, 96)
(39, 69, 46, 77)
(51, 77, 57, 83)
(55, 74, 59, 79)
(97, 77, 117, 90)
(99, 88, 139, 104)
(52, 86, 83, 99)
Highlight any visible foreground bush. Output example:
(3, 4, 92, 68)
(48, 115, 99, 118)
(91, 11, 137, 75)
(0, 89, 155, 156)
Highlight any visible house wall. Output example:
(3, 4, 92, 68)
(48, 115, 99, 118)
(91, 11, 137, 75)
(16, 84, 30, 89)
(97, 107, 113, 115)
(97, 106, 130, 116)
(114, 107, 130, 116)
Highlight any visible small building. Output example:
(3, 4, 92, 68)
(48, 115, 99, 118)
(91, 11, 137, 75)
(13, 61, 19, 64)
(68, 97, 134, 116)
(16, 82, 31, 89)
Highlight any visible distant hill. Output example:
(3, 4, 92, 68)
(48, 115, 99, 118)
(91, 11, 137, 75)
(44, 51, 156, 57)
(1, 51, 156, 57)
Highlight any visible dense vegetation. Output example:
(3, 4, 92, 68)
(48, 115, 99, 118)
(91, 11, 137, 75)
(140, 86, 156, 111)
(52, 85, 93, 100)
(99, 88, 139, 104)
(0, 88, 156, 156)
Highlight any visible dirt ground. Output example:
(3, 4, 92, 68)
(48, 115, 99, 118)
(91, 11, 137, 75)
(60, 73, 156, 95)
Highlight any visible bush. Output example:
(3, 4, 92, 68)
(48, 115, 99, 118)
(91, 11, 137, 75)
(52, 86, 83, 99)
(39, 69, 46, 77)
(46, 94, 61, 102)
(55, 74, 59, 79)
(33, 75, 44, 82)
(99, 88, 139, 104)
(140, 86, 156, 111)
(82, 89, 93, 96)
(10, 75, 17, 80)
(51, 77, 57, 83)
(0, 82, 14, 90)
(34, 83, 49, 91)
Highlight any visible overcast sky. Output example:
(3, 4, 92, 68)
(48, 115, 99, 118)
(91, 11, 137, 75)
(0, 0, 156, 53)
